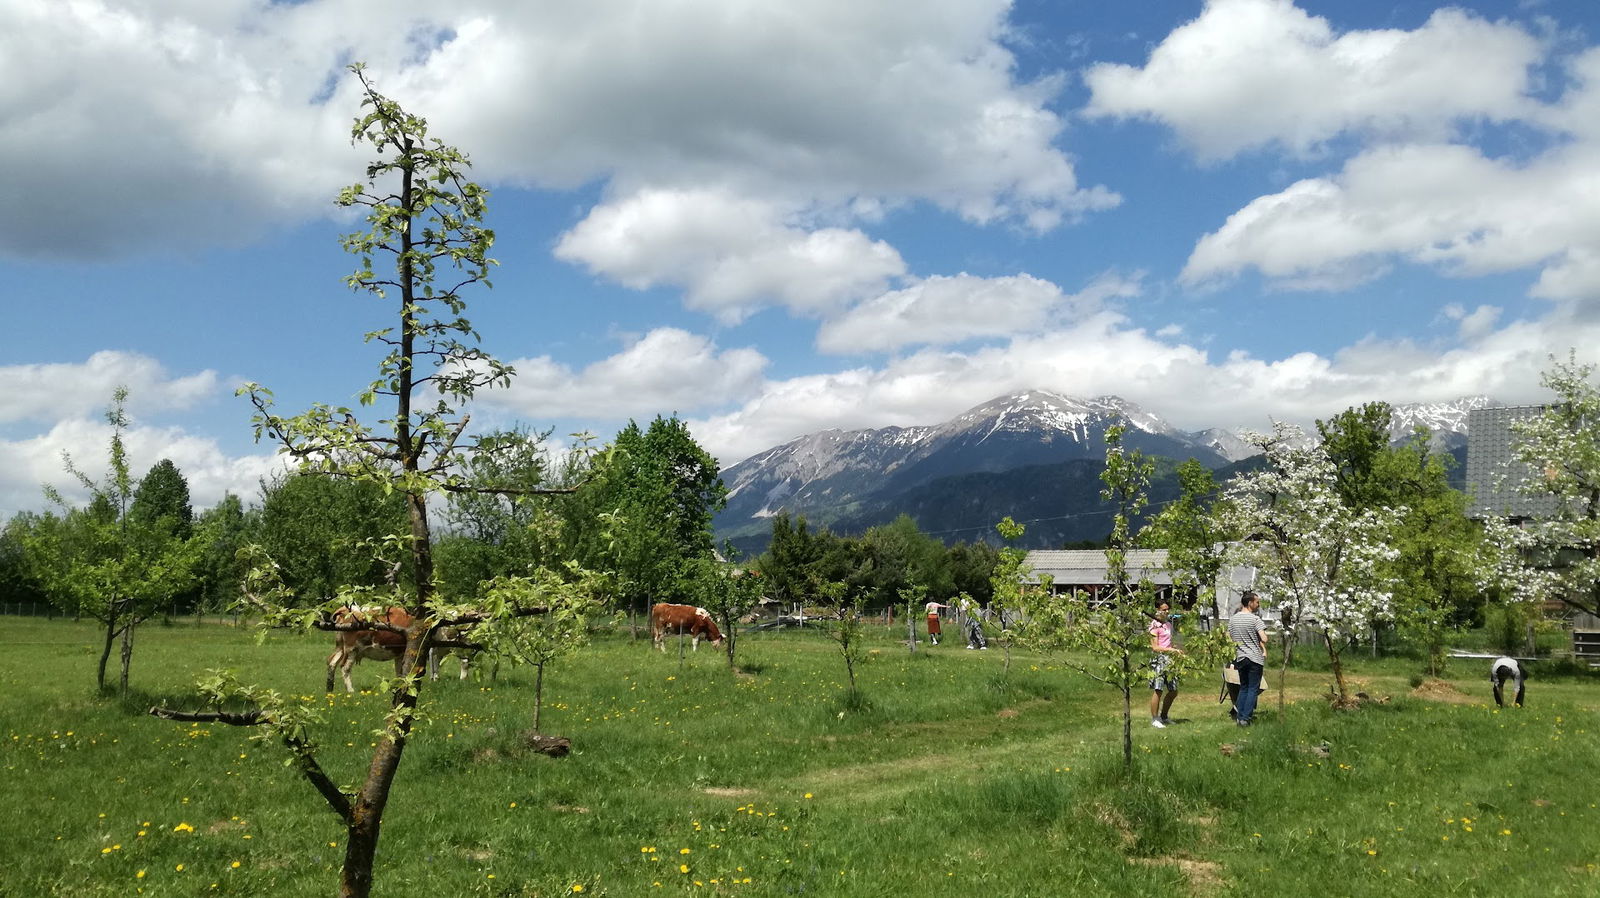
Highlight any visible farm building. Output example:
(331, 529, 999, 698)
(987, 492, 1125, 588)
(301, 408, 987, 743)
(1022, 548, 1262, 623)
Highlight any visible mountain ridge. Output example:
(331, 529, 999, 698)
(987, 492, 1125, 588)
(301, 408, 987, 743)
(715, 389, 1489, 553)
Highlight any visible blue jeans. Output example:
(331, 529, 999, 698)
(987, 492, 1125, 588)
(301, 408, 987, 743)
(1235, 658, 1264, 724)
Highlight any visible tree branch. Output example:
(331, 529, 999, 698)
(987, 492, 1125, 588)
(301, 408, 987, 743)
(439, 483, 579, 497)
(148, 705, 354, 821)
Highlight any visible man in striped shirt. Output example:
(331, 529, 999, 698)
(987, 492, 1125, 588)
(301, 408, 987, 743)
(1227, 592, 1268, 726)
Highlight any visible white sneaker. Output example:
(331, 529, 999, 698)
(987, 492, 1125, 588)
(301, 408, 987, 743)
(1151, 719, 1166, 728)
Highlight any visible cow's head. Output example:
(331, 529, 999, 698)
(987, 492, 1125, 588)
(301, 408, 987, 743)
(700, 616, 724, 645)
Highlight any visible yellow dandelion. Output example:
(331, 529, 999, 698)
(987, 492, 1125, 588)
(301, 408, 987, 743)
(136, 870, 146, 879)
(572, 886, 585, 893)
(175, 864, 185, 872)
(680, 864, 690, 873)
(231, 861, 241, 869)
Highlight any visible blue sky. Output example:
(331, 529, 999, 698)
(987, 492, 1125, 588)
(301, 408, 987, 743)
(3, 0, 1598, 517)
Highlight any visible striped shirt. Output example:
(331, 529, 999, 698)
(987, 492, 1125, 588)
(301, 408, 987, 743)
(1228, 610, 1266, 665)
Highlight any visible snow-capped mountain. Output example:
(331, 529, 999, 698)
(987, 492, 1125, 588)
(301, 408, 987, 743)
(718, 390, 1231, 534)
(1387, 396, 1497, 449)
(714, 390, 1497, 553)
(1190, 427, 1258, 463)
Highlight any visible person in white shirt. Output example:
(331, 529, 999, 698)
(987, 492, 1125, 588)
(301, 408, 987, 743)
(1490, 656, 1525, 708)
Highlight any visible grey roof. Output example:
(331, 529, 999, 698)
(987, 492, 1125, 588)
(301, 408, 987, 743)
(1465, 406, 1566, 520)
(1022, 549, 1175, 586)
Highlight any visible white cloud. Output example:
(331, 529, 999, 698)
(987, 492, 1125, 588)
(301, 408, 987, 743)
(554, 189, 906, 321)
(0, 351, 219, 425)
(479, 328, 767, 420)
(1181, 142, 1600, 298)
(0, 417, 283, 521)
(1442, 304, 1504, 341)
(2, 0, 1115, 260)
(0, 0, 362, 257)
(1083, 0, 1542, 159)
(690, 307, 1589, 466)
(815, 270, 1141, 354)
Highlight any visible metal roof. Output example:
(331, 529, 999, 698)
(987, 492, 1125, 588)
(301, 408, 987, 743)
(1022, 549, 1175, 586)
(1465, 406, 1566, 520)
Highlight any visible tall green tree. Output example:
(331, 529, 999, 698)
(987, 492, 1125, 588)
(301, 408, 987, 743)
(129, 459, 193, 537)
(256, 472, 410, 602)
(1318, 403, 1485, 672)
(434, 427, 565, 601)
(758, 513, 820, 607)
(130, 458, 199, 615)
(148, 67, 588, 898)
(587, 416, 726, 619)
(0, 513, 49, 606)
(193, 493, 256, 617)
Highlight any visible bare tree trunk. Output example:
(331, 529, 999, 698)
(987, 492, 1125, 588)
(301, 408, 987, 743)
(338, 639, 426, 898)
(119, 620, 134, 693)
(96, 613, 116, 692)
(1120, 652, 1132, 770)
(533, 662, 545, 735)
(1325, 630, 1349, 704)
(723, 614, 738, 670)
(1278, 629, 1294, 716)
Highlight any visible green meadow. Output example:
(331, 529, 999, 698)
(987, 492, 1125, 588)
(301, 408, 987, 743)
(1, 616, 1596, 897)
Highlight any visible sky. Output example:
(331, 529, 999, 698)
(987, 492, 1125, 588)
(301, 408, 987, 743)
(4, 0, 1600, 518)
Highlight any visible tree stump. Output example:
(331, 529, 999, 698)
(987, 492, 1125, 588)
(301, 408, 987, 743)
(521, 732, 571, 758)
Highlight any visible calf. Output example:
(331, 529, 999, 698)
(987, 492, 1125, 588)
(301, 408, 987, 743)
(650, 603, 723, 652)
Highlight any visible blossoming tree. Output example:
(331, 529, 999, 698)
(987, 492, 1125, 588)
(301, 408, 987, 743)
(1482, 355, 1600, 621)
(1222, 423, 1399, 708)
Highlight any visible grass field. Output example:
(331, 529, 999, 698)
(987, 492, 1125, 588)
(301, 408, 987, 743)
(1, 616, 1597, 897)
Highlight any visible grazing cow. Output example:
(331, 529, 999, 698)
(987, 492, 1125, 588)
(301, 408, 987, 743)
(650, 603, 723, 652)
(326, 608, 479, 692)
(326, 605, 413, 693)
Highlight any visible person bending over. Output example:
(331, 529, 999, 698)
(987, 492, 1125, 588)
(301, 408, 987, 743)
(1490, 656, 1525, 708)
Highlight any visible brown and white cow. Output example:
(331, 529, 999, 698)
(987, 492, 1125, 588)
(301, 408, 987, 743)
(650, 602, 723, 652)
(325, 605, 413, 693)
(325, 607, 480, 692)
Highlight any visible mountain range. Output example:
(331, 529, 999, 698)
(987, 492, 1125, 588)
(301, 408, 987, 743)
(714, 390, 1491, 554)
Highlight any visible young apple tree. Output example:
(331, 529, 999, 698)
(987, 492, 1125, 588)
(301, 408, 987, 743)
(1015, 427, 1163, 770)
(23, 388, 201, 692)
(147, 66, 588, 898)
